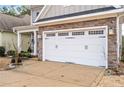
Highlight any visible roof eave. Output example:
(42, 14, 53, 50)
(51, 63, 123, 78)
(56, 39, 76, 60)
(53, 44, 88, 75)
(33, 8, 124, 26)
(13, 25, 38, 32)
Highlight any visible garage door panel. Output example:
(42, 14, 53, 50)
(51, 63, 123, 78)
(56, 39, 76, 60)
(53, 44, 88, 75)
(65, 57, 100, 66)
(43, 28, 107, 67)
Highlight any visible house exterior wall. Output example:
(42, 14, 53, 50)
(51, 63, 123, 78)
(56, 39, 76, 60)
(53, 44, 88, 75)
(38, 17, 117, 67)
(1, 32, 30, 52)
(21, 33, 31, 51)
(1, 32, 17, 52)
(0, 32, 2, 46)
(39, 5, 111, 19)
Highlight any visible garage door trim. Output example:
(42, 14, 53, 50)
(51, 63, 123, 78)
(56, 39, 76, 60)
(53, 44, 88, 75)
(42, 26, 108, 68)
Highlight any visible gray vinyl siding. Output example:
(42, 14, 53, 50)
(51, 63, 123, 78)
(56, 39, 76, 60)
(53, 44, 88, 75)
(41, 5, 111, 19)
(31, 6, 44, 22)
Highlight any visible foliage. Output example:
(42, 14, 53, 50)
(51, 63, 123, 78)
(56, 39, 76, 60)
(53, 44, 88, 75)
(0, 6, 17, 16)
(16, 6, 30, 15)
(121, 48, 124, 63)
(0, 46, 5, 57)
(20, 51, 32, 58)
(0, 5, 30, 16)
(121, 54, 124, 62)
(7, 50, 16, 57)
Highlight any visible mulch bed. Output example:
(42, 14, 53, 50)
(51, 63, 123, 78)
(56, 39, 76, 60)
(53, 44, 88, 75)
(0, 57, 11, 71)
(105, 62, 124, 76)
(0, 57, 24, 71)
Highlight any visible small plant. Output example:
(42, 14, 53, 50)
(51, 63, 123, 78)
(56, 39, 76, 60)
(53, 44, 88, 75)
(0, 46, 5, 57)
(20, 51, 32, 58)
(10, 39, 22, 65)
(107, 61, 124, 75)
(121, 46, 124, 62)
(7, 50, 16, 57)
(121, 55, 124, 62)
(11, 53, 22, 65)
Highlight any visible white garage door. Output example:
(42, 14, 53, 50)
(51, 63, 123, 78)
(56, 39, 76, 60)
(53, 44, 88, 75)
(43, 27, 107, 67)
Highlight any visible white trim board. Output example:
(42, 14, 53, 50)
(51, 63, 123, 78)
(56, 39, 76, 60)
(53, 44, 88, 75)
(42, 26, 108, 68)
(17, 29, 38, 56)
(43, 26, 108, 33)
(17, 29, 38, 33)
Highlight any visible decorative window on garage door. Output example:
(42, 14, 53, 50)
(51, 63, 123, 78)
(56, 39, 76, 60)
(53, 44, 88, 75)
(89, 30, 104, 35)
(58, 32, 69, 36)
(46, 33, 56, 37)
(72, 31, 84, 36)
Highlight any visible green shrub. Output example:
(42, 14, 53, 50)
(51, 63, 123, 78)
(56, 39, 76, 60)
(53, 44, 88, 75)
(0, 46, 5, 57)
(121, 55, 124, 62)
(20, 51, 32, 58)
(122, 47, 124, 55)
(7, 50, 16, 57)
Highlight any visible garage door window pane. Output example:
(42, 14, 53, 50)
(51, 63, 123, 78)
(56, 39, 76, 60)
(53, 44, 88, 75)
(72, 32, 84, 35)
(89, 30, 104, 35)
(46, 33, 56, 37)
(58, 32, 69, 36)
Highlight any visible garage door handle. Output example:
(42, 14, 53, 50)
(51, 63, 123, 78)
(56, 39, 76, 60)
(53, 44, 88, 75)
(55, 45, 58, 48)
(102, 46, 106, 60)
(84, 45, 88, 50)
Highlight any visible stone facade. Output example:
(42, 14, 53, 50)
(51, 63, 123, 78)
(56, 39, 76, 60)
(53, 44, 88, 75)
(38, 17, 117, 67)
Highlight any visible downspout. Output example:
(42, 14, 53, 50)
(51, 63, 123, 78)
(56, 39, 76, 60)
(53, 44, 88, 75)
(116, 12, 124, 63)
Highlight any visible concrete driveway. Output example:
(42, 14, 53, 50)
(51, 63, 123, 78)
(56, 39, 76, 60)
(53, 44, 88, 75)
(0, 60, 104, 87)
